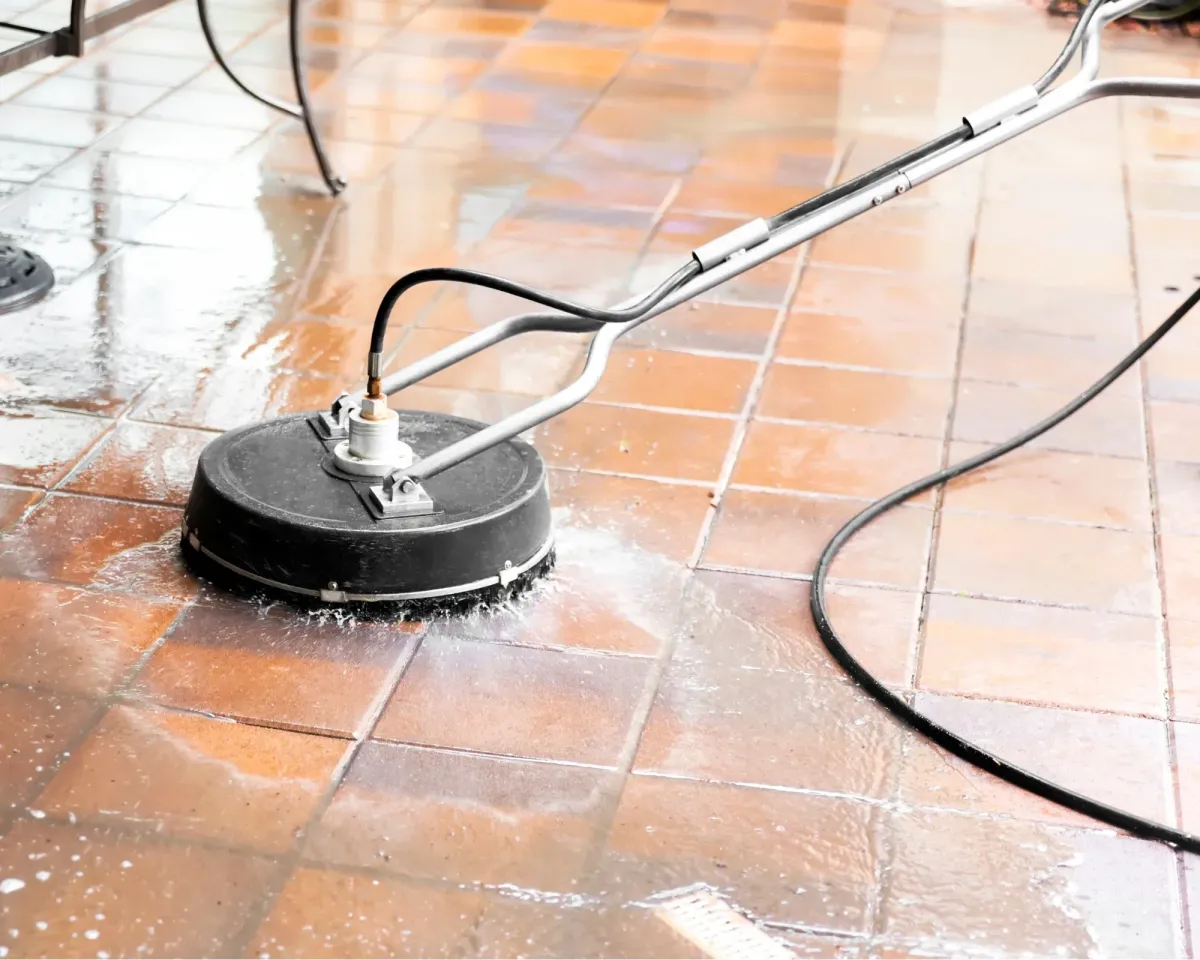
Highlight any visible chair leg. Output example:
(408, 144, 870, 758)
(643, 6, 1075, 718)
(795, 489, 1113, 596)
(195, 0, 345, 196)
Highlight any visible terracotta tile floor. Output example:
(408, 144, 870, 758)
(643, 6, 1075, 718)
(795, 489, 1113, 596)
(0, 0, 1199, 953)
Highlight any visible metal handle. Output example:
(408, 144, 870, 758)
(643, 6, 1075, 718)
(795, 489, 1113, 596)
(377, 0, 1197, 490)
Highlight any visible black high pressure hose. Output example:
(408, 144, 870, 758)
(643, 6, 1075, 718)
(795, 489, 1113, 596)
(812, 283, 1200, 853)
(364, 261, 702, 394)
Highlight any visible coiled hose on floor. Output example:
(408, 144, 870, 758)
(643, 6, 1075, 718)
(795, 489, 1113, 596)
(810, 283, 1200, 853)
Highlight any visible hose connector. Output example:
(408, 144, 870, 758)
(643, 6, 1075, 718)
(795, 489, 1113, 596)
(366, 351, 383, 400)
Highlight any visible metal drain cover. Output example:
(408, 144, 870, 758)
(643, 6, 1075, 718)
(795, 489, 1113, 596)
(0, 243, 54, 314)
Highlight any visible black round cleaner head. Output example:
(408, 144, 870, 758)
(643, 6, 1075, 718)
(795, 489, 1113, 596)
(181, 409, 554, 615)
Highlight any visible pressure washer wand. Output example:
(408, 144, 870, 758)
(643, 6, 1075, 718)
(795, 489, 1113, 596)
(349, 0, 1198, 510)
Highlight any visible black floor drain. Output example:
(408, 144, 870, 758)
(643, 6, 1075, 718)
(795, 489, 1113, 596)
(0, 243, 54, 314)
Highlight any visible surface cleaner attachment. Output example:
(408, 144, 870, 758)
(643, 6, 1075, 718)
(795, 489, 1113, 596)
(181, 0, 1198, 613)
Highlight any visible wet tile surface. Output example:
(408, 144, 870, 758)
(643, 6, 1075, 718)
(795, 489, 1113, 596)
(0, 0, 1197, 953)
(374, 635, 651, 765)
(0, 820, 276, 959)
(131, 597, 422, 737)
(306, 740, 614, 888)
(38, 704, 348, 853)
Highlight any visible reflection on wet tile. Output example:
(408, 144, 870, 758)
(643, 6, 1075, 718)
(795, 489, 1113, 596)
(12, 75, 168, 117)
(132, 366, 337, 432)
(0, 142, 77, 183)
(61, 422, 213, 507)
(599, 775, 877, 931)
(44, 149, 213, 201)
(63, 51, 208, 87)
(883, 809, 1178, 957)
(495, 199, 654, 248)
(413, 118, 563, 162)
(447, 88, 590, 132)
(39, 704, 347, 852)
(676, 570, 917, 686)
(549, 468, 711, 562)
(132, 597, 420, 737)
(0, 494, 193, 600)
(306, 741, 612, 887)
(138, 201, 319, 251)
(299, 269, 437, 323)
(0, 486, 38, 532)
(144, 88, 286, 132)
(636, 659, 902, 797)
(375, 635, 650, 765)
(234, 316, 395, 381)
(0, 578, 179, 695)
(673, 177, 815, 219)
(500, 41, 630, 83)
(0, 105, 123, 149)
(406, 6, 532, 35)
(438, 523, 689, 656)
(0, 687, 93, 809)
(527, 158, 678, 210)
(0, 820, 276, 958)
(0, 410, 109, 487)
(99, 117, 262, 164)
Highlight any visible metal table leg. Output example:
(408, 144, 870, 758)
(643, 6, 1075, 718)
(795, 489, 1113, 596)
(196, 0, 346, 196)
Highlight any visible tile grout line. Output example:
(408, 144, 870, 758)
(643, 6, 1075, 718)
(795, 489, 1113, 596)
(564, 53, 799, 878)
(683, 138, 852, 570)
(569, 575, 696, 880)
(222, 622, 429, 957)
(875, 149, 986, 942)
(1120, 97, 1193, 960)
(904, 173, 985, 692)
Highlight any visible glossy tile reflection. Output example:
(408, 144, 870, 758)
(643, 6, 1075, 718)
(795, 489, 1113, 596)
(0, 0, 1196, 954)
